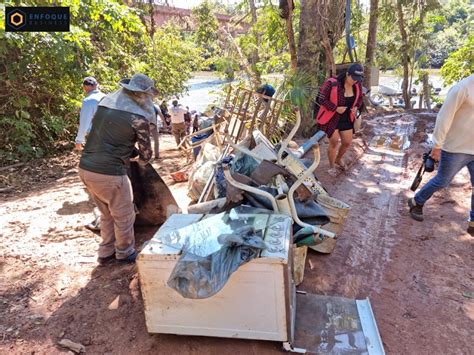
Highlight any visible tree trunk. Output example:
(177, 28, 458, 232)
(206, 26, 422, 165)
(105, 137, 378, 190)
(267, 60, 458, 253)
(297, 0, 321, 80)
(363, 0, 378, 89)
(248, 0, 261, 84)
(286, 0, 297, 70)
(321, 36, 336, 77)
(297, 0, 345, 135)
(396, 1, 412, 110)
(221, 28, 260, 88)
(148, 0, 156, 38)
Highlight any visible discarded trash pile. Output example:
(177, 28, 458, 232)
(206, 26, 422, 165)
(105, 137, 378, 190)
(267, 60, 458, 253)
(137, 87, 384, 352)
(141, 86, 350, 283)
(184, 88, 349, 276)
(135, 87, 361, 348)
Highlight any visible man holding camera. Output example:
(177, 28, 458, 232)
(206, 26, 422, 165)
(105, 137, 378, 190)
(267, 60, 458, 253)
(408, 74, 474, 235)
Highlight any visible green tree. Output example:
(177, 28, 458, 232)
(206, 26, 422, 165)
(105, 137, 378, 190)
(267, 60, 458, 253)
(0, 0, 198, 164)
(296, 0, 345, 133)
(237, 1, 293, 76)
(440, 34, 474, 85)
(216, 1, 295, 84)
(426, 0, 470, 67)
(146, 25, 200, 96)
(376, 0, 440, 109)
(192, 1, 221, 69)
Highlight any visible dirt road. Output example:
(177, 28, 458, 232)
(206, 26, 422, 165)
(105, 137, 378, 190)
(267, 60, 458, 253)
(1, 113, 473, 354)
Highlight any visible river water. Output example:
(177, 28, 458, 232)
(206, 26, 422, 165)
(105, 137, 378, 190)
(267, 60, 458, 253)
(178, 72, 229, 113)
(179, 71, 450, 112)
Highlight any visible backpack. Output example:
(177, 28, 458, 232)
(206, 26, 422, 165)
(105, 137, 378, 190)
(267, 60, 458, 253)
(312, 78, 338, 121)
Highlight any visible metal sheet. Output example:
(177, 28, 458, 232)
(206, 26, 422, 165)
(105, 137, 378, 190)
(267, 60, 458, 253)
(129, 162, 179, 225)
(140, 214, 204, 258)
(156, 212, 270, 257)
(292, 293, 385, 354)
(356, 299, 385, 355)
(261, 214, 292, 260)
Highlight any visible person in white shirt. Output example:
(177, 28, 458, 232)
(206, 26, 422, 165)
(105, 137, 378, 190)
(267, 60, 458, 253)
(75, 77, 105, 232)
(75, 77, 105, 150)
(408, 74, 474, 235)
(169, 99, 187, 146)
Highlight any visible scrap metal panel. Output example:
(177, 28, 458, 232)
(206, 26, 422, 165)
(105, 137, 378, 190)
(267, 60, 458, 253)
(292, 293, 385, 354)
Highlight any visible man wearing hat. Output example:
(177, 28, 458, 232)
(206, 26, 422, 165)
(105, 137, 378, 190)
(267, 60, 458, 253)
(79, 73, 156, 264)
(75, 77, 105, 150)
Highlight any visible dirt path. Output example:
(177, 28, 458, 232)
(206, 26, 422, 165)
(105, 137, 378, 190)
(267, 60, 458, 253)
(312, 112, 473, 354)
(1, 115, 473, 354)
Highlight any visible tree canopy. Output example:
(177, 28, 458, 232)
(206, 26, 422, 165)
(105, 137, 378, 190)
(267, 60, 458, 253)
(0, 0, 471, 163)
(0, 0, 198, 164)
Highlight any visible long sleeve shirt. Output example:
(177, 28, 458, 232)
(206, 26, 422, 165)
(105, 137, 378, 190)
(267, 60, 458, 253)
(318, 79, 363, 112)
(432, 74, 474, 154)
(75, 89, 106, 144)
(80, 107, 152, 176)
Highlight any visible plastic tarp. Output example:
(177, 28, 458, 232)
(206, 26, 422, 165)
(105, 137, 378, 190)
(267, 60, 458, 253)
(165, 211, 268, 299)
(188, 143, 221, 200)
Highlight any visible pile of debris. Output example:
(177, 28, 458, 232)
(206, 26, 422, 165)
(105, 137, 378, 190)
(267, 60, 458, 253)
(147, 86, 351, 286)
(133, 87, 385, 353)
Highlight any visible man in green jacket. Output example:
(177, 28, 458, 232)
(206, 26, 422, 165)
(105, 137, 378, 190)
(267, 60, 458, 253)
(79, 73, 157, 264)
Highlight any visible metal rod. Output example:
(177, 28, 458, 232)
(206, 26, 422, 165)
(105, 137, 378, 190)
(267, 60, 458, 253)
(287, 146, 336, 239)
(225, 133, 263, 162)
(277, 108, 301, 165)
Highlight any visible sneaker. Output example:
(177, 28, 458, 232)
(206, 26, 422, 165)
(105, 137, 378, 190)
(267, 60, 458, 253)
(97, 254, 116, 265)
(117, 251, 138, 264)
(468, 221, 474, 235)
(408, 198, 424, 222)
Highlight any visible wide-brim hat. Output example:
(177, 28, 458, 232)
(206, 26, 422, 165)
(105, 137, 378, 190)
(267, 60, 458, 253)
(119, 73, 158, 96)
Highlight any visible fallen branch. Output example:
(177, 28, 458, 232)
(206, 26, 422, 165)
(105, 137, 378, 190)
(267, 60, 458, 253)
(0, 163, 25, 172)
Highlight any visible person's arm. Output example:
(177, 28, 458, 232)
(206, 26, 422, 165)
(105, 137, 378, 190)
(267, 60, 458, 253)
(350, 83, 364, 117)
(75, 100, 96, 146)
(131, 115, 152, 164)
(355, 83, 364, 108)
(432, 84, 467, 150)
(157, 109, 165, 121)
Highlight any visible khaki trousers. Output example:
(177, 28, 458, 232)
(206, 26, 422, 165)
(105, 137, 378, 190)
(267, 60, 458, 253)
(79, 168, 136, 259)
(171, 122, 186, 146)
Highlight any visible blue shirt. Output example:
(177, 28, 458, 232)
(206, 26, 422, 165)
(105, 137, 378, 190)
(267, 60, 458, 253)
(75, 89, 106, 144)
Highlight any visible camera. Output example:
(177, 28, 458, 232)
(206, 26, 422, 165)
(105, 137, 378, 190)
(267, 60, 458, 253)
(422, 152, 435, 173)
(410, 150, 436, 191)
